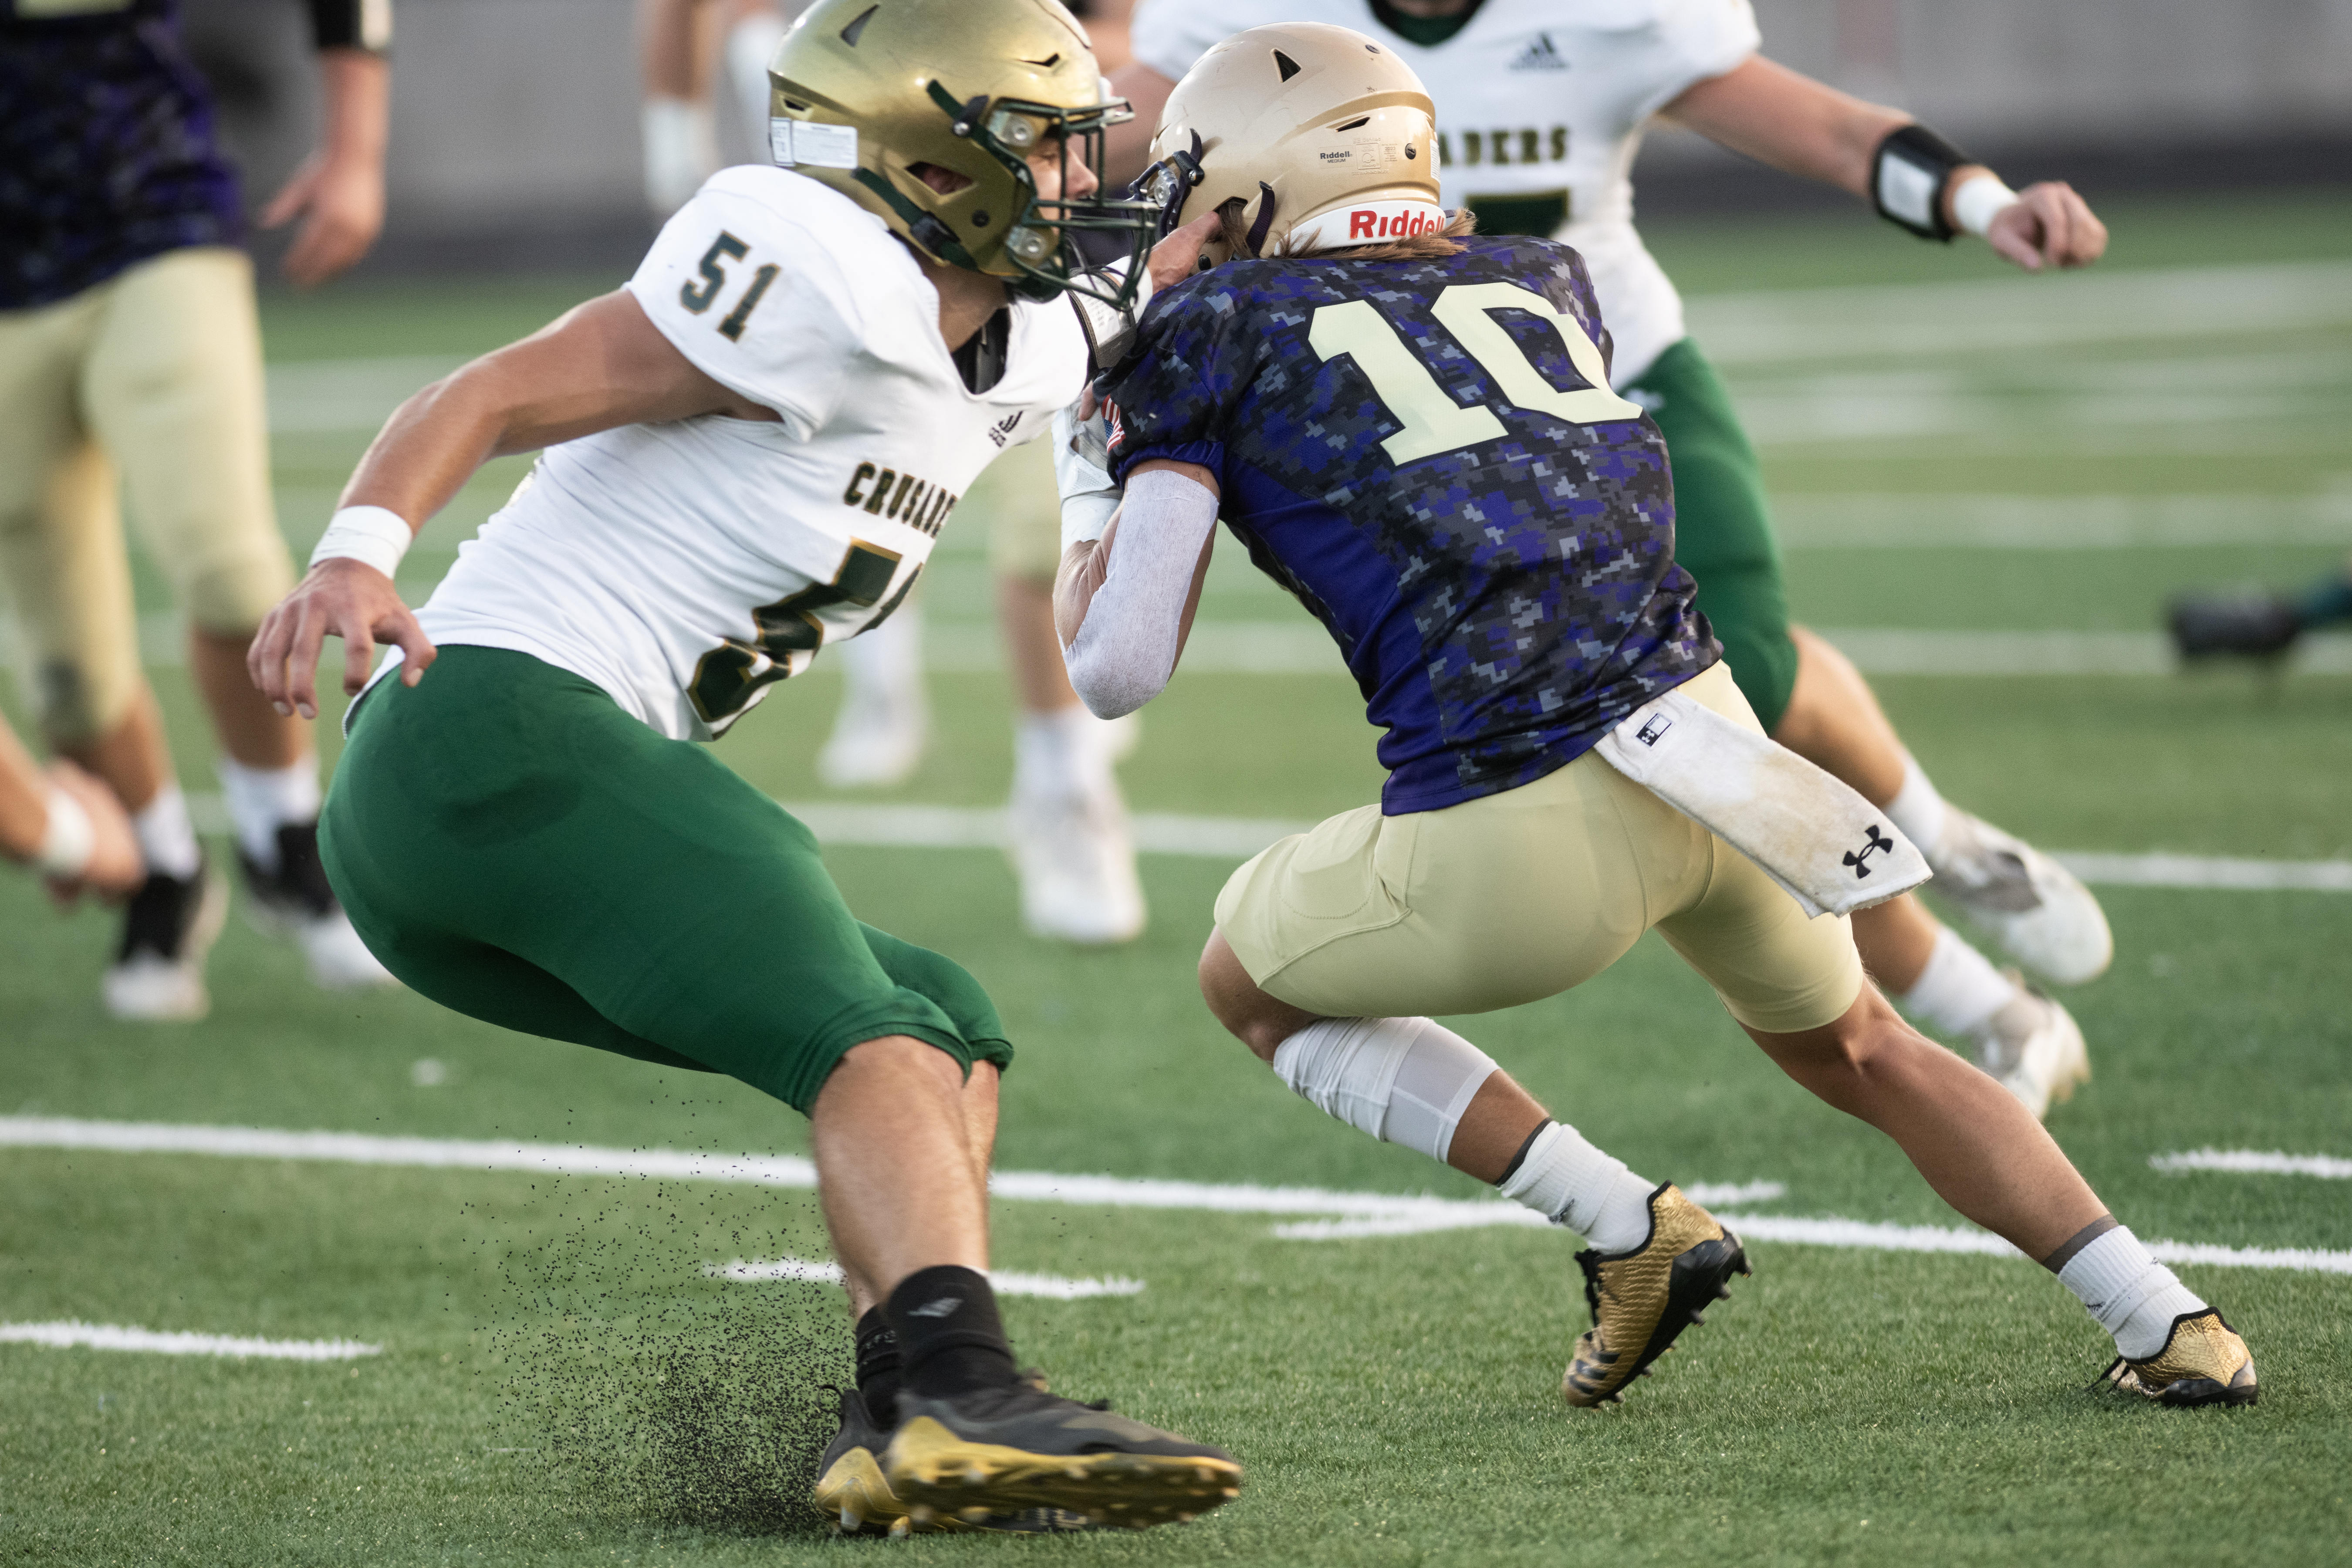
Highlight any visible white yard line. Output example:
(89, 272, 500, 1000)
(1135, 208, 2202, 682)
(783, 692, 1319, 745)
(1769, 492, 2352, 551)
(1684, 260, 2352, 365)
(176, 790, 2352, 891)
(0, 1321, 380, 1360)
(706, 1257, 1143, 1299)
(2152, 1149, 2352, 1179)
(6, 1119, 2343, 1274)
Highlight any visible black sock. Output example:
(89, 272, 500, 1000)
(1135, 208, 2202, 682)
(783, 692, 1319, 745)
(885, 1265, 1018, 1401)
(1497, 1119, 1552, 1185)
(854, 1305, 903, 1426)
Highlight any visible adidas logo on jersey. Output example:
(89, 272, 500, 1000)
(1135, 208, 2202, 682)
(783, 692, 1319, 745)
(842, 460, 959, 538)
(986, 411, 1024, 448)
(1510, 32, 1569, 71)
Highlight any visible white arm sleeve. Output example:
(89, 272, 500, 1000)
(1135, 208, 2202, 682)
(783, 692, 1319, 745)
(1053, 403, 1122, 552)
(1062, 466, 1218, 719)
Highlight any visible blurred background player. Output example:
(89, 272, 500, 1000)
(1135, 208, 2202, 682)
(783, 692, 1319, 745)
(1101, 0, 2119, 1113)
(0, 0, 395, 1017)
(2170, 554, 2352, 662)
(0, 715, 144, 906)
(637, 0, 1148, 944)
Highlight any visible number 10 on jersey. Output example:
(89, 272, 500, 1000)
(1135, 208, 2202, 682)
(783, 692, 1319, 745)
(1308, 283, 1643, 466)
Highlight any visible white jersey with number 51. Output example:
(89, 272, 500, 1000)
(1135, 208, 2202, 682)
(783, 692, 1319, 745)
(406, 167, 1085, 741)
(1132, 0, 1758, 385)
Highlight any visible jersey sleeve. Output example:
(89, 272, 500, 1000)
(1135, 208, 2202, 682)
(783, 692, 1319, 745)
(1631, 0, 1763, 122)
(624, 181, 863, 441)
(1098, 282, 1258, 486)
(1129, 0, 1252, 83)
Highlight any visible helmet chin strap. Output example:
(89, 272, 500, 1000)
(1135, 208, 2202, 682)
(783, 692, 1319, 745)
(1243, 182, 1279, 255)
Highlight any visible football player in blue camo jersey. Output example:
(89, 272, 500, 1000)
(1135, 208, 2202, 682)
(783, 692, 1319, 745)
(1103, 0, 2119, 1120)
(1056, 25, 2257, 1410)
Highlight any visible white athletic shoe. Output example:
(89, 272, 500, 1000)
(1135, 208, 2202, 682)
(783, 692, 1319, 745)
(817, 693, 929, 789)
(1007, 776, 1146, 945)
(238, 824, 398, 991)
(104, 862, 229, 1022)
(1923, 808, 2112, 986)
(1968, 979, 2090, 1121)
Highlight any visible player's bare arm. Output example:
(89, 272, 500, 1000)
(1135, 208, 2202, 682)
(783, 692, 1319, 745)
(262, 48, 391, 287)
(248, 290, 764, 720)
(1663, 55, 2107, 271)
(0, 724, 143, 904)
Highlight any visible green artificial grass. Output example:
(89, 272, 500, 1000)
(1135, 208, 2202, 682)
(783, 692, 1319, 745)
(3, 193, 2349, 1566)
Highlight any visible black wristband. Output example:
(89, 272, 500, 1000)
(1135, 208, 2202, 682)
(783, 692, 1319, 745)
(1871, 123, 1974, 243)
(309, 0, 392, 54)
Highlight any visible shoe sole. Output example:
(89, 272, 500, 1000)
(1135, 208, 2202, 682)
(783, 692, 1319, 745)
(2156, 1377, 2259, 1409)
(814, 1447, 909, 1535)
(1566, 1232, 1750, 1407)
(885, 1416, 1241, 1530)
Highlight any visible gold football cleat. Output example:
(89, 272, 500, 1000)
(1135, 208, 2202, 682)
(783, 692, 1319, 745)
(1562, 1183, 1749, 1408)
(884, 1384, 1240, 1531)
(2099, 1311, 2258, 1408)
(814, 1388, 1098, 1536)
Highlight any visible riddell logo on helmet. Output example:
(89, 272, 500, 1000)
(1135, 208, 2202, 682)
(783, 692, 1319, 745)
(1348, 207, 1442, 240)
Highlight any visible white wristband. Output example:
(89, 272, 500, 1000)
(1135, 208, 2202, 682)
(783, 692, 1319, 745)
(310, 505, 414, 580)
(1952, 172, 2021, 239)
(35, 785, 95, 879)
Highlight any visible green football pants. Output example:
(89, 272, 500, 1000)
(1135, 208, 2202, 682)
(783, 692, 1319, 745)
(321, 645, 1011, 1113)
(1625, 338, 1801, 733)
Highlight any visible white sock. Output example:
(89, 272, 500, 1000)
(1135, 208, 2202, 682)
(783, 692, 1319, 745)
(217, 756, 321, 872)
(1900, 926, 2021, 1037)
(837, 608, 925, 711)
(1883, 753, 1949, 857)
(1497, 1122, 1658, 1253)
(1269, 1017, 1497, 1162)
(1014, 703, 1112, 800)
(2057, 1225, 2207, 1361)
(132, 785, 202, 880)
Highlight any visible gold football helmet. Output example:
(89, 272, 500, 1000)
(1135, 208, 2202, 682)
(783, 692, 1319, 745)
(1137, 22, 1442, 264)
(766, 0, 1155, 304)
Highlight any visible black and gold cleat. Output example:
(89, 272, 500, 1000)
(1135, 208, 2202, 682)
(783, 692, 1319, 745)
(884, 1380, 1241, 1530)
(1562, 1183, 1749, 1408)
(814, 1389, 1094, 1536)
(2098, 1310, 2258, 1408)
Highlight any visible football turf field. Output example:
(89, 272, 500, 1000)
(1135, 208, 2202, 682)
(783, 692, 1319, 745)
(3, 190, 2349, 1565)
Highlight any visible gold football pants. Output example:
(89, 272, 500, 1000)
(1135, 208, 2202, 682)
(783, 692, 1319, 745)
(0, 247, 293, 741)
(1215, 662, 1866, 1035)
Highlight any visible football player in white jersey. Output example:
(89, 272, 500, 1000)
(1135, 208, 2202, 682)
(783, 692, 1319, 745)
(1104, 0, 2115, 1119)
(639, 0, 1156, 948)
(247, 0, 1239, 1534)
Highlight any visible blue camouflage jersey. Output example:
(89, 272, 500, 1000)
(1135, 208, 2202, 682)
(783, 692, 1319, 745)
(1102, 234, 1717, 815)
(0, 0, 240, 308)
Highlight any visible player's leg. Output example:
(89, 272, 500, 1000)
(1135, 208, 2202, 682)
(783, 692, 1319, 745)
(988, 441, 1144, 943)
(0, 281, 222, 1016)
(82, 246, 391, 990)
(1198, 745, 1751, 1406)
(326, 645, 1236, 1525)
(1655, 674, 2254, 1406)
(1634, 339, 2099, 1092)
(2169, 550, 2352, 659)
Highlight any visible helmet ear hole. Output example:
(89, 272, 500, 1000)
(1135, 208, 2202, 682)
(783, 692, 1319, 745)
(1273, 50, 1301, 81)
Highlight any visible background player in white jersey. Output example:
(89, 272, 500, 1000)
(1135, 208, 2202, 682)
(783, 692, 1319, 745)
(638, 0, 1152, 945)
(1059, 22, 2256, 1413)
(248, 0, 1239, 1533)
(1102, 0, 2115, 1118)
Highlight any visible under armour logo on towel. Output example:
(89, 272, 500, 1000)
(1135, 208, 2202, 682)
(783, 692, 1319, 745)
(1635, 713, 1673, 747)
(909, 1296, 963, 1318)
(1844, 825, 1895, 878)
